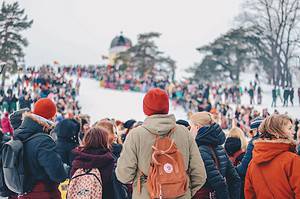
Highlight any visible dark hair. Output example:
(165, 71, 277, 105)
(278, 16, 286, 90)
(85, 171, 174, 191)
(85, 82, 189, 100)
(81, 127, 109, 149)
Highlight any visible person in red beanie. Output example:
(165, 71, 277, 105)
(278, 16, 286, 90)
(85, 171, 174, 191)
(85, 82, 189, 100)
(116, 88, 207, 198)
(143, 88, 169, 116)
(11, 98, 67, 199)
(33, 98, 57, 120)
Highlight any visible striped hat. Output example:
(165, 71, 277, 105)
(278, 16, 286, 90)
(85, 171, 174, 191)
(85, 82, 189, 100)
(250, 117, 263, 130)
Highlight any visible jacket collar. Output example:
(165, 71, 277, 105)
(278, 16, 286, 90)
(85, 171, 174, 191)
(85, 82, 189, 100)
(14, 113, 55, 140)
(142, 114, 176, 136)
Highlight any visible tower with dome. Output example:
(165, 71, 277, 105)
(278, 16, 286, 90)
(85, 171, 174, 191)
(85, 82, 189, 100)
(109, 32, 132, 65)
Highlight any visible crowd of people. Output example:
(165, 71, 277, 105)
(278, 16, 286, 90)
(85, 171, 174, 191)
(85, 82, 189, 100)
(272, 86, 299, 107)
(0, 66, 298, 199)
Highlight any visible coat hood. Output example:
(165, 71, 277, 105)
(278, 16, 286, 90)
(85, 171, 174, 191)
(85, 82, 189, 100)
(55, 119, 80, 144)
(252, 139, 296, 164)
(195, 123, 226, 146)
(14, 113, 55, 141)
(72, 147, 114, 170)
(142, 114, 176, 135)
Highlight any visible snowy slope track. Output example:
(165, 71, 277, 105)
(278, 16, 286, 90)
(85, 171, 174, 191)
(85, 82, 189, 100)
(78, 78, 188, 123)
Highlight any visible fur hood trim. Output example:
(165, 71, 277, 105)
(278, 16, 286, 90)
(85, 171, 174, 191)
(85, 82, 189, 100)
(254, 138, 296, 145)
(23, 112, 55, 132)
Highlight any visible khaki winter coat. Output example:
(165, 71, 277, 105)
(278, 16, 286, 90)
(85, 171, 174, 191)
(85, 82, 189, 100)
(116, 114, 207, 199)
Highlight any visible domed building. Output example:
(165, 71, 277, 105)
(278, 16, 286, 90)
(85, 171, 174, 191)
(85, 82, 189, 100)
(109, 33, 132, 65)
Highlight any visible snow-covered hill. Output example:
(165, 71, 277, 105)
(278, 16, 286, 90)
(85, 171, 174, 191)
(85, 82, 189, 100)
(78, 73, 300, 123)
(78, 78, 188, 123)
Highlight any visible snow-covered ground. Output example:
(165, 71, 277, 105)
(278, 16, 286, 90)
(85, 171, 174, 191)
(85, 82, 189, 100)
(78, 78, 188, 123)
(78, 73, 299, 124)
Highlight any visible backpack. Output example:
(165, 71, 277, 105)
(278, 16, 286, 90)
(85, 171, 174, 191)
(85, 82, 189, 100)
(0, 144, 12, 197)
(67, 168, 102, 199)
(143, 127, 188, 199)
(1, 133, 47, 194)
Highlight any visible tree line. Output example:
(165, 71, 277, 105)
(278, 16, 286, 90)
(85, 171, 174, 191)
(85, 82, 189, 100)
(0, 0, 299, 87)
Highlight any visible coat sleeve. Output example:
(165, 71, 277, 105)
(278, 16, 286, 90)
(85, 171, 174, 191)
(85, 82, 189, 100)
(115, 130, 138, 184)
(226, 157, 241, 199)
(288, 156, 300, 198)
(37, 137, 67, 183)
(187, 133, 207, 197)
(200, 148, 230, 199)
(244, 164, 256, 199)
(236, 137, 255, 177)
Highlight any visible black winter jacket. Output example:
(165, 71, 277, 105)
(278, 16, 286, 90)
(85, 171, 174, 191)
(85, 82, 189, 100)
(14, 113, 67, 192)
(196, 123, 241, 199)
(54, 119, 80, 166)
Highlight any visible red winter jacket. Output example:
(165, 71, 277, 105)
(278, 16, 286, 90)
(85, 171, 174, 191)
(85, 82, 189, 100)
(1, 116, 13, 135)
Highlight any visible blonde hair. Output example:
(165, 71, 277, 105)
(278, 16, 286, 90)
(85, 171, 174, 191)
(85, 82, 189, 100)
(190, 112, 214, 127)
(228, 127, 248, 151)
(259, 114, 293, 139)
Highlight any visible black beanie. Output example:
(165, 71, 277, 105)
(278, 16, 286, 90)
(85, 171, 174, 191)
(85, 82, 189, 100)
(225, 137, 241, 156)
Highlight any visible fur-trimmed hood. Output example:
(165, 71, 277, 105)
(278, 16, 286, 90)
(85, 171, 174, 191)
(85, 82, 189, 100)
(14, 113, 55, 141)
(252, 138, 297, 164)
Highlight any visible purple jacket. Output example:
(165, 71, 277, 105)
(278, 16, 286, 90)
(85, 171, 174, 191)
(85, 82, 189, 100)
(71, 147, 114, 199)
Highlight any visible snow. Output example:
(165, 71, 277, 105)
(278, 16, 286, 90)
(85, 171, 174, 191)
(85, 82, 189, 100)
(78, 72, 300, 124)
(78, 78, 188, 123)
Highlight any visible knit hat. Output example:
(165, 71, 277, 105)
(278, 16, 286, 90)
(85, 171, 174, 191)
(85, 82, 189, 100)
(33, 98, 57, 120)
(176, 119, 190, 128)
(143, 88, 169, 116)
(250, 117, 263, 130)
(9, 108, 30, 130)
(123, 119, 136, 129)
(225, 137, 241, 156)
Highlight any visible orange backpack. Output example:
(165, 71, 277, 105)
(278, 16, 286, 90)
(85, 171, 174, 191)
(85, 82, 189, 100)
(142, 127, 188, 199)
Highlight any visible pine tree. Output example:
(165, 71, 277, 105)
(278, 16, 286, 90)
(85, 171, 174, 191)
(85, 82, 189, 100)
(0, 1, 33, 87)
(115, 32, 176, 81)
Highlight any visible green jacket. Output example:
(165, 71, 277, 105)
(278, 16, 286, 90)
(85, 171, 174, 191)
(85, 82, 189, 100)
(116, 114, 207, 199)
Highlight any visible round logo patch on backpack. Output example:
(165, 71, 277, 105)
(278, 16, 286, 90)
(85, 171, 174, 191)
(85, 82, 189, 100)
(163, 163, 173, 174)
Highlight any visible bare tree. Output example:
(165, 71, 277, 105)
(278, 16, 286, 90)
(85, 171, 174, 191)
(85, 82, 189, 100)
(238, 0, 300, 86)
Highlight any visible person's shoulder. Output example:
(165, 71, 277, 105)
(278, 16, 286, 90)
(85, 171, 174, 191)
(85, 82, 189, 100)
(29, 133, 55, 148)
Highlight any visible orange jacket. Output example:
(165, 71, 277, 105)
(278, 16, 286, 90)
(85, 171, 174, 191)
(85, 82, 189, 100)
(245, 139, 300, 199)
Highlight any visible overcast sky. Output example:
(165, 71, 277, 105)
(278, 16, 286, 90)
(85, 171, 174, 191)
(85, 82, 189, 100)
(14, 0, 241, 74)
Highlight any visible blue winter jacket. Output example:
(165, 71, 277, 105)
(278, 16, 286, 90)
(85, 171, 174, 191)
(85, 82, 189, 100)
(196, 123, 241, 199)
(236, 133, 259, 177)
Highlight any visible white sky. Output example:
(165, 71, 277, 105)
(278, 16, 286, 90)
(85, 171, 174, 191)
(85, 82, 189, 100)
(15, 0, 241, 75)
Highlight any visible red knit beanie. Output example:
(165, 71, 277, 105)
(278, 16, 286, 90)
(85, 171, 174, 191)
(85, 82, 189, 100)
(33, 98, 57, 120)
(143, 88, 169, 116)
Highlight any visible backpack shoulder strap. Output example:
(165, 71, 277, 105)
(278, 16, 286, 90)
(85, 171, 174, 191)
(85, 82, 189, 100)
(208, 146, 220, 169)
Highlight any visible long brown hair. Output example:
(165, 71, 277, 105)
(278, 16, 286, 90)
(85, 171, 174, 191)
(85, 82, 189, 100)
(259, 114, 293, 139)
(81, 127, 109, 149)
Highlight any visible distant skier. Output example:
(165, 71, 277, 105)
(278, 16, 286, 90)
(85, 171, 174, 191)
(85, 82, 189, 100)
(271, 86, 277, 107)
(283, 86, 290, 107)
(277, 87, 283, 103)
(290, 87, 294, 106)
(248, 85, 255, 105)
(257, 86, 262, 105)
